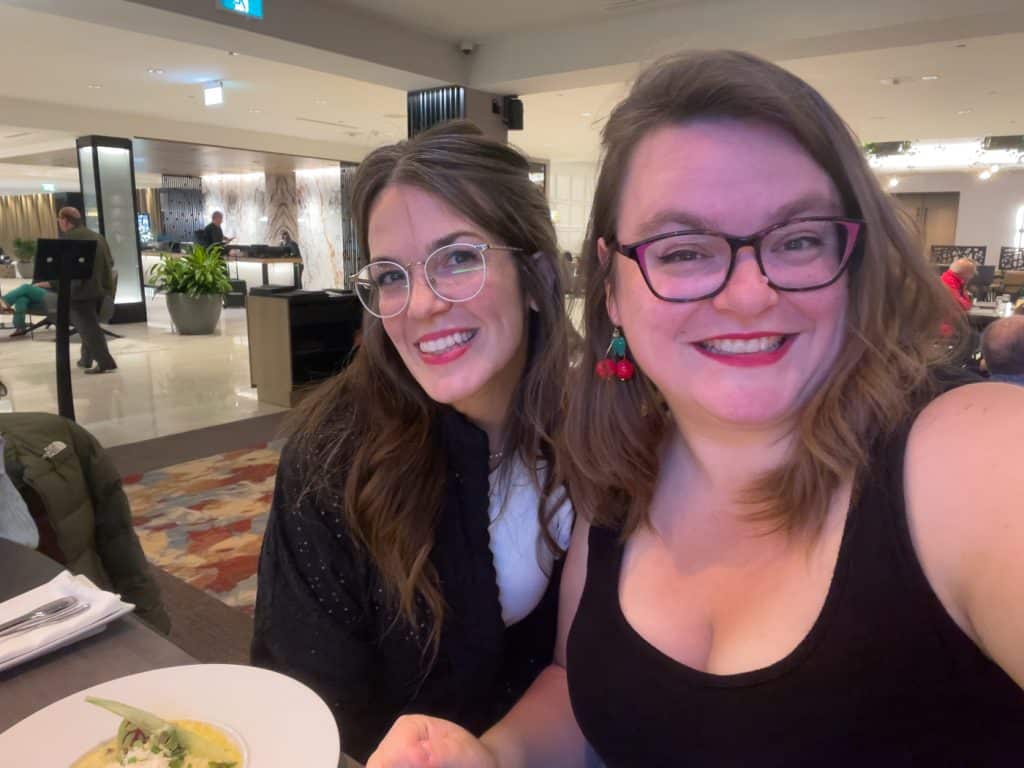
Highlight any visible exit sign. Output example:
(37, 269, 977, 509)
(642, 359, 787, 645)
(218, 0, 263, 19)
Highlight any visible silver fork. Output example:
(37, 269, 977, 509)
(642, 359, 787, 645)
(0, 600, 90, 640)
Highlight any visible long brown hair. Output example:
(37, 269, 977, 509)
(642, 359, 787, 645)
(288, 121, 570, 652)
(565, 50, 958, 536)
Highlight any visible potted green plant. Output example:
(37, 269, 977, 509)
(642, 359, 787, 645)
(148, 244, 232, 335)
(12, 238, 36, 279)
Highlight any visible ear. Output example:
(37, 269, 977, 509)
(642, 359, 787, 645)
(598, 237, 622, 327)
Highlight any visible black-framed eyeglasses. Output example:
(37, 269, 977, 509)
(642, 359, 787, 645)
(613, 217, 865, 303)
(351, 242, 521, 319)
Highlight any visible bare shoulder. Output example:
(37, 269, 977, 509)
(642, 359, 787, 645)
(904, 381, 1024, 646)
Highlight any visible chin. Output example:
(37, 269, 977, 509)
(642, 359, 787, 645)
(695, 391, 797, 427)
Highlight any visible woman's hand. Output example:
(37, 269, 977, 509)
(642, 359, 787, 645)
(367, 715, 498, 768)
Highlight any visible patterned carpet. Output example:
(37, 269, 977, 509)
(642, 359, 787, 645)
(124, 441, 283, 614)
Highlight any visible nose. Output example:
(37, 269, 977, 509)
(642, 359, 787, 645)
(405, 265, 450, 319)
(710, 246, 778, 317)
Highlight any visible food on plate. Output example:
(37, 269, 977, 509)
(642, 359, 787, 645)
(70, 697, 242, 768)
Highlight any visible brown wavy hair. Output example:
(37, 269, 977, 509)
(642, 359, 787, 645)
(565, 50, 960, 536)
(287, 121, 571, 652)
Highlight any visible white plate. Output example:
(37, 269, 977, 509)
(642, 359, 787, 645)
(0, 664, 340, 767)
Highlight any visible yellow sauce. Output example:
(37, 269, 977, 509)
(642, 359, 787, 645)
(71, 720, 242, 768)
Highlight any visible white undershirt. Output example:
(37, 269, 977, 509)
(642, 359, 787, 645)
(487, 458, 573, 626)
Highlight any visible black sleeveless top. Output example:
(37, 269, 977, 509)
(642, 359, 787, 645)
(567, 422, 1024, 766)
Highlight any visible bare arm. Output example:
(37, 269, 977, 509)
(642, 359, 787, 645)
(479, 519, 591, 767)
(904, 382, 1024, 689)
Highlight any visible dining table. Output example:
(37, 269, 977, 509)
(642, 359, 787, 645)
(0, 539, 365, 767)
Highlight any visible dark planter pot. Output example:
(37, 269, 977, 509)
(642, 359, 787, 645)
(165, 292, 224, 335)
(15, 261, 33, 279)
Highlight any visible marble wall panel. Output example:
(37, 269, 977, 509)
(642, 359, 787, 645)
(201, 173, 266, 245)
(266, 173, 299, 244)
(296, 167, 345, 289)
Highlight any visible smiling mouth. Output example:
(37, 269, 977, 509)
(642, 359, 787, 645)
(416, 329, 478, 355)
(697, 335, 790, 355)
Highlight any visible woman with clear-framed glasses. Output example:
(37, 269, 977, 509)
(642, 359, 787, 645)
(251, 122, 575, 764)
(369, 51, 1024, 768)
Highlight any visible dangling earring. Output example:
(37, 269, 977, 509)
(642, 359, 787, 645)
(595, 326, 635, 381)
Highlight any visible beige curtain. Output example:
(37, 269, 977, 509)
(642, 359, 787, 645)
(0, 194, 58, 260)
(135, 188, 163, 235)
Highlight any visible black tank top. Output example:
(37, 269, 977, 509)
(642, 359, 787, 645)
(567, 422, 1024, 766)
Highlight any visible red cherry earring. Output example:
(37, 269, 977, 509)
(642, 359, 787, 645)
(595, 326, 635, 381)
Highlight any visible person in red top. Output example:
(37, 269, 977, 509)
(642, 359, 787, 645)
(941, 258, 977, 311)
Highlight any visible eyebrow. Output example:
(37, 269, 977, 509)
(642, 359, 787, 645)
(631, 193, 843, 238)
(369, 230, 486, 263)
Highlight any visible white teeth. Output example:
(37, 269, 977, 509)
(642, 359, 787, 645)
(700, 335, 785, 355)
(418, 330, 476, 354)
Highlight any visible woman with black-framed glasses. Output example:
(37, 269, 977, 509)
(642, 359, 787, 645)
(369, 51, 1024, 768)
(251, 122, 575, 764)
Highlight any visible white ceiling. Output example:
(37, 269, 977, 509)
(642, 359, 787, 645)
(326, 0, 698, 41)
(0, 4, 407, 149)
(0, 1, 1021, 181)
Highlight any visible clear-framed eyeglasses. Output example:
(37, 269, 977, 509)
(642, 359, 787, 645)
(612, 217, 865, 303)
(352, 242, 521, 319)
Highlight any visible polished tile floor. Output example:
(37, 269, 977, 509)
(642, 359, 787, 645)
(0, 291, 285, 447)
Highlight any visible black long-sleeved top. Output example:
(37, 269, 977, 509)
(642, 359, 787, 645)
(252, 410, 562, 762)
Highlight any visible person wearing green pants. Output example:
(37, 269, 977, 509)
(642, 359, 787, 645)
(0, 282, 48, 337)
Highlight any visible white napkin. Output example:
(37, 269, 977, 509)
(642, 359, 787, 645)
(0, 571, 134, 672)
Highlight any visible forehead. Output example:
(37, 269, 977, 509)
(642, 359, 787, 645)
(367, 184, 481, 253)
(617, 120, 841, 237)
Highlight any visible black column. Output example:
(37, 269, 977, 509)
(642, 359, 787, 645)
(407, 86, 518, 143)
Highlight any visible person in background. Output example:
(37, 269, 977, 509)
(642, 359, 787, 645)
(369, 50, 1024, 768)
(56, 207, 117, 374)
(251, 122, 575, 763)
(1, 281, 48, 338)
(203, 211, 235, 248)
(941, 257, 977, 311)
(980, 316, 1024, 386)
(280, 230, 302, 259)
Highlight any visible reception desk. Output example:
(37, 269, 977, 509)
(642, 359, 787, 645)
(246, 289, 362, 407)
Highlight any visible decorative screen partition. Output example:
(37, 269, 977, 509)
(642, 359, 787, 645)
(998, 247, 1024, 270)
(929, 245, 987, 266)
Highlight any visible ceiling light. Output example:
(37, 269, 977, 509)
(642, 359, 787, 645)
(979, 170, 992, 180)
(41, 183, 56, 192)
(581, 112, 592, 117)
(956, 109, 972, 116)
(249, 108, 262, 113)
(921, 75, 940, 81)
(147, 67, 165, 75)
(228, 50, 239, 56)
(888, 178, 900, 188)
(204, 80, 224, 107)
(990, 165, 1000, 173)
(315, 99, 328, 105)
(87, 84, 102, 89)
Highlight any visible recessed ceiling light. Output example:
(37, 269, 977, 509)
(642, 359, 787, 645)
(249, 108, 262, 113)
(204, 80, 224, 107)
(41, 183, 56, 192)
(921, 75, 940, 81)
(581, 112, 592, 117)
(147, 67, 165, 75)
(87, 83, 102, 89)
(888, 178, 900, 188)
(979, 170, 992, 180)
(990, 165, 1000, 174)
(228, 50, 240, 56)
(956, 109, 972, 115)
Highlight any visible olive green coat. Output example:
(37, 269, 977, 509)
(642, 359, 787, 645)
(61, 225, 114, 301)
(1, 413, 170, 633)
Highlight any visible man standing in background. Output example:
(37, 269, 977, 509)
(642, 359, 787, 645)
(57, 207, 117, 374)
(203, 210, 235, 248)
